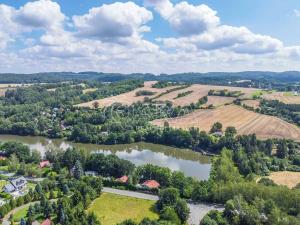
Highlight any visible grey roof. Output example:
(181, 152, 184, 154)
(3, 183, 15, 192)
(9, 176, 27, 189)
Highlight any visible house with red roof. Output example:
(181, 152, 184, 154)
(41, 219, 51, 225)
(142, 180, 160, 189)
(39, 160, 50, 168)
(116, 175, 128, 183)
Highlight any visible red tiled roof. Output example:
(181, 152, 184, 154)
(116, 176, 128, 183)
(142, 180, 160, 189)
(41, 219, 51, 225)
(39, 160, 50, 168)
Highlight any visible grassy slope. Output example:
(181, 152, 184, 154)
(87, 193, 159, 225)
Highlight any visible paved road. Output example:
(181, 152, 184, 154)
(103, 187, 224, 225)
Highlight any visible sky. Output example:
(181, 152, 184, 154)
(1, 0, 300, 74)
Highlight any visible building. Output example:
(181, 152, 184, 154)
(85, 171, 98, 176)
(3, 176, 27, 193)
(142, 180, 160, 189)
(39, 160, 50, 168)
(116, 176, 128, 183)
(41, 219, 52, 225)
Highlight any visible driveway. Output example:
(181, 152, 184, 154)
(103, 187, 224, 225)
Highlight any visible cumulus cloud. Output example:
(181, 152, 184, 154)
(145, 0, 219, 36)
(73, 2, 153, 42)
(14, 0, 65, 31)
(149, 0, 283, 55)
(0, 0, 66, 49)
(0, 0, 300, 74)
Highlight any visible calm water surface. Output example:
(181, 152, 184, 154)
(0, 135, 211, 180)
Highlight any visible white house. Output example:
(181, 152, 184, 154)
(3, 176, 27, 193)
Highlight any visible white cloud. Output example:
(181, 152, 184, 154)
(149, 1, 283, 55)
(294, 9, 300, 17)
(14, 0, 65, 31)
(145, 0, 219, 36)
(0, 0, 300, 74)
(73, 2, 153, 42)
(159, 25, 282, 55)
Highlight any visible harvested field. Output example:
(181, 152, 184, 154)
(263, 92, 300, 104)
(152, 105, 300, 141)
(267, 171, 300, 188)
(0, 83, 31, 96)
(154, 84, 258, 106)
(204, 96, 235, 107)
(242, 100, 260, 109)
(75, 81, 178, 108)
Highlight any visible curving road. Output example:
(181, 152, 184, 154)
(103, 187, 224, 225)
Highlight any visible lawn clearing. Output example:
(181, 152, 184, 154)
(268, 171, 300, 189)
(87, 193, 159, 225)
(13, 205, 29, 222)
(0, 180, 7, 189)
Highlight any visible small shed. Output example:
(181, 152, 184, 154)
(142, 180, 160, 189)
(116, 176, 128, 183)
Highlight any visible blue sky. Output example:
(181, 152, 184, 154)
(1, 0, 300, 73)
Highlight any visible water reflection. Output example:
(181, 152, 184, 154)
(0, 135, 211, 180)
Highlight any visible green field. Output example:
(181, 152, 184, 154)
(0, 180, 7, 189)
(13, 205, 29, 222)
(87, 193, 159, 225)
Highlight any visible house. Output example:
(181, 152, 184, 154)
(142, 180, 160, 189)
(212, 131, 223, 137)
(39, 160, 50, 168)
(85, 171, 98, 177)
(41, 219, 52, 225)
(3, 176, 27, 193)
(116, 176, 128, 183)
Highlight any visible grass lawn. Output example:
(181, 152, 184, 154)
(87, 193, 159, 225)
(13, 205, 29, 222)
(27, 182, 37, 190)
(0, 180, 7, 189)
(0, 166, 8, 171)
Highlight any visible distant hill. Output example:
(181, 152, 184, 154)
(1, 71, 300, 86)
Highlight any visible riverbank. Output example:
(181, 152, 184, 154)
(0, 135, 211, 180)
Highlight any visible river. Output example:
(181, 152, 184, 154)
(0, 135, 211, 180)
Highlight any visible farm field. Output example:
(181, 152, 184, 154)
(262, 92, 300, 104)
(87, 193, 158, 225)
(267, 171, 300, 188)
(0, 83, 31, 96)
(204, 96, 235, 107)
(154, 84, 258, 106)
(241, 100, 260, 109)
(151, 105, 300, 140)
(75, 82, 259, 108)
(75, 81, 178, 108)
